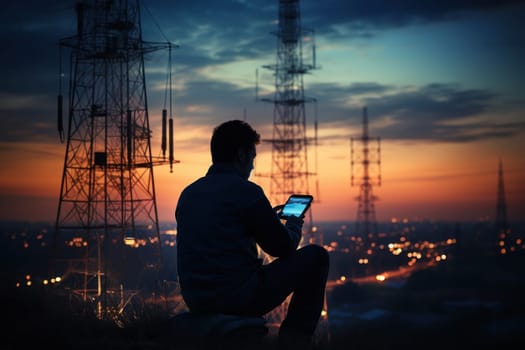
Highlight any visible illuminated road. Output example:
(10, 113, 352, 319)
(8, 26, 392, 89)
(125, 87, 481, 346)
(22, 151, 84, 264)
(327, 260, 436, 291)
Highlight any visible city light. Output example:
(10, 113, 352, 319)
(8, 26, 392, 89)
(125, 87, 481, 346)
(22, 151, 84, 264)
(376, 274, 386, 282)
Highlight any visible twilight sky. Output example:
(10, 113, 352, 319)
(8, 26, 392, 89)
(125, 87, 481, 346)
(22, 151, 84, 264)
(0, 0, 524, 224)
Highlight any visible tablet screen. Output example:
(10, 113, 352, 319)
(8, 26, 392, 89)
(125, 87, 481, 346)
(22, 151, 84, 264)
(280, 194, 313, 218)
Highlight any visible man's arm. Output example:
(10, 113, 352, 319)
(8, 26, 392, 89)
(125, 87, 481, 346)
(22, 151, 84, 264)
(244, 196, 303, 257)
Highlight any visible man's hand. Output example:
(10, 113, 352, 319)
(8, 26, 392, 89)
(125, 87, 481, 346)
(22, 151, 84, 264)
(284, 214, 304, 250)
(273, 204, 285, 217)
(286, 214, 304, 226)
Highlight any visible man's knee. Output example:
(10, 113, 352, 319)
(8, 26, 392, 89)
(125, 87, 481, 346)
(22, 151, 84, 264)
(300, 244, 329, 271)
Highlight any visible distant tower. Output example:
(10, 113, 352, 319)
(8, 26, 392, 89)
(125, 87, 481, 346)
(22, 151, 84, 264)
(351, 106, 381, 265)
(495, 158, 509, 254)
(257, 0, 328, 343)
(53, 0, 177, 323)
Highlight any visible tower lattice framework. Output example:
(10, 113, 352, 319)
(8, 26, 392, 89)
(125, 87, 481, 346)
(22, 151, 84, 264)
(259, 0, 319, 238)
(351, 106, 381, 269)
(495, 158, 509, 254)
(53, 0, 177, 323)
(258, 0, 328, 342)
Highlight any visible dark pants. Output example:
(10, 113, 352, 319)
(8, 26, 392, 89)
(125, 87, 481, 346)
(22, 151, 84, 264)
(240, 244, 329, 335)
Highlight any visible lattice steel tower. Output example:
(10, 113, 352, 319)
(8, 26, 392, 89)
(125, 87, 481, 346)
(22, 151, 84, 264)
(258, 0, 319, 237)
(351, 106, 381, 262)
(53, 0, 177, 323)
(495, 158, 509, 254)
(258, 0, 328, 343)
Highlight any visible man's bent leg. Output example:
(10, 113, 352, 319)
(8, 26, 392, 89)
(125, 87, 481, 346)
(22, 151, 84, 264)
(252, 244, 329, 336)
(279, 245, 329, 335)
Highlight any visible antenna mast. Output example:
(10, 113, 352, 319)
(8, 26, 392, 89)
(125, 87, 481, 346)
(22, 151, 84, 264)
(257, 0, 328, 342)
(495, 158, 509, 254)
(258, 0, 319, 236)
(53, 0, 178, 323)
(351, 106, 381, 271)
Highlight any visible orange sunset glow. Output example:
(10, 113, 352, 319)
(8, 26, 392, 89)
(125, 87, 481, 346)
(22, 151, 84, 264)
(0, 1, 524, 225)
(1, 120, 523, 224)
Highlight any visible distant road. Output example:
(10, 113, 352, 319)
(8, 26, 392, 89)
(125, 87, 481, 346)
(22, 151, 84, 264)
(327, 260, 436, 291)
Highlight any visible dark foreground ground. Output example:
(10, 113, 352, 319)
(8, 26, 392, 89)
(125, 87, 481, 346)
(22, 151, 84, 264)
(4, 251, 525, 350)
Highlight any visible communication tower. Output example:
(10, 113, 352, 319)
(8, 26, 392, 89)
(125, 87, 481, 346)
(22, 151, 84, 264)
(257, 0, 319, 240)
(257, 0, 328, 343)
(495, 158, 509, 254)
(351, 106, 381, 267)
(53, 0, 178, 324)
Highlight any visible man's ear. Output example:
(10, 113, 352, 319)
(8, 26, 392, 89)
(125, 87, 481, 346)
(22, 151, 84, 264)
(236, 149, 246, 162)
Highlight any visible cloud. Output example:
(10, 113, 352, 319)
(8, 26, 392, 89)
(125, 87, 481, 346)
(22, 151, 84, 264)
(387, 166, 525, 183)
(1, 1, 523, 147)
(310, 82, 525, 143)
(142, 0, 275, 70)
(303, 0, 524, 39)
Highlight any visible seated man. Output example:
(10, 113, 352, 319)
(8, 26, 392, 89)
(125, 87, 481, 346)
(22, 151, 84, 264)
(175, 120, 329, 348)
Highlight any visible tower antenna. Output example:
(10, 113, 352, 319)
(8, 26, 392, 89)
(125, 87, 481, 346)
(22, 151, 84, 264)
(256, 0, 328, 342)
(351, 106, 381, 272)
(257, 0, 320, 235)
(495, 158, 509, 254)
(53, 0, 178, 323)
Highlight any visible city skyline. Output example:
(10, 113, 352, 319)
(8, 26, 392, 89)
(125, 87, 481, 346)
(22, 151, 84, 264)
(0, 0, 524, 223)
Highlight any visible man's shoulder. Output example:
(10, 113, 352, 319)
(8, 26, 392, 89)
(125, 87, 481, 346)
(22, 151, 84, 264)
(237, 179, 265, 197)
(180, 175, 263, 196)
(179, 177, 205, 194)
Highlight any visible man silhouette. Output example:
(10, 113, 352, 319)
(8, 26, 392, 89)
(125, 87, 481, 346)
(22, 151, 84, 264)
(175, 120, 329, 348)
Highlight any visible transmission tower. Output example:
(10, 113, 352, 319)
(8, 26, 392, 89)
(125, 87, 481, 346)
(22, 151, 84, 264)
(257, 0, 319, 238)
(53, 0, 178, 324)
(351, 106, 381, 269)
(257, 0, 328, 344)
(495, 158, 509, 254)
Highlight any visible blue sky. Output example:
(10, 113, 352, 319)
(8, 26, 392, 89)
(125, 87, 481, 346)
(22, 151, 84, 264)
(0, 0, 524, 222)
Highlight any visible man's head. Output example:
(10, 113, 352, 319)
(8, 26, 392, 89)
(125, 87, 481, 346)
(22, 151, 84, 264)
(211, 120, 260, 178)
